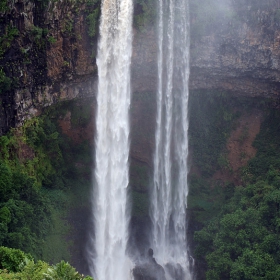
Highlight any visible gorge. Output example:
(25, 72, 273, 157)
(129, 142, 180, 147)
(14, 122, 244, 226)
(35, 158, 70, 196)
(0, 0, 280, 279)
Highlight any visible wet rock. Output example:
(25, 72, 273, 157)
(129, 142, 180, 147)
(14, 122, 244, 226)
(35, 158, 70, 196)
(133, 249, 166, 280)
(165, 262, 184, 280)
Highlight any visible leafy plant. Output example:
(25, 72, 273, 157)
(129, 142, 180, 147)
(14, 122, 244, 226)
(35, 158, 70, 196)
(134, 0, 156, 31)
(0, 0, 9, 13)
(47, 36, 57, 43)
(193, 108, 280, 279)
(0, 247, 93, 279)
(87, 8, 100, 38)
(0, 246, 32, 272)
(0, 25, 19, 56)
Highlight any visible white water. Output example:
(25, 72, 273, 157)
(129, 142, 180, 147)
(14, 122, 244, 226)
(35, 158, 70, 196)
(151, 0, 191, 279)
(90, 0, 133, 279)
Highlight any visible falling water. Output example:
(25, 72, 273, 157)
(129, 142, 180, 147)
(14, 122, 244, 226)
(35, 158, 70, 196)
(90, 0, 133, 279)
(151, 0, 191, 279)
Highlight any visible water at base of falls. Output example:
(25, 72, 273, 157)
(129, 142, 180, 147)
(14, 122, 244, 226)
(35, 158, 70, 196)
(150, 0, 192, 279)
(88, 0, 134, 280)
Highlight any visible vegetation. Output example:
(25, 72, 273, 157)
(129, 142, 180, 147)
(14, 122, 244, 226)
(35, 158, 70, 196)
(188, 91, 239, 177)
(0, 68, 11, 94)
(194, 172, 280, 279)
(0, 99, 93, 263)
(0, 246, 93, 279)
(86, 0, 100, 38)
(190, 95, 280, 279)
(134, 0, 156, 31)
(0, 25, 19, 58)
(0, 0, 8, 13)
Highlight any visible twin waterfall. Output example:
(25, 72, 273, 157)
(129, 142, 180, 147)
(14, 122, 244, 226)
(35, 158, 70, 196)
(91, 0, 191, 279)
(151, 0, 191, 278)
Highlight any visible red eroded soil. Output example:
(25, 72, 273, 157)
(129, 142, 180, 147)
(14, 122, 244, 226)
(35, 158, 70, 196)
(213, 110, 263, 185)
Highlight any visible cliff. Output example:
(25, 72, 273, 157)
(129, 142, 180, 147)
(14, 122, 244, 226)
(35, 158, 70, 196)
(1, 0, 280, 136)
(189, 0, 280, 99)
(0, 0, 97, 135)
(133, 0, 280, 101)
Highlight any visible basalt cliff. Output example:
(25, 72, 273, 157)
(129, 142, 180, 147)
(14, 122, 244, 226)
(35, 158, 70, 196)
(0, 0, 280, 136)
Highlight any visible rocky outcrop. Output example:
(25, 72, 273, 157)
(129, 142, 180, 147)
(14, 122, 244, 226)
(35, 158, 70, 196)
(0, 0, 97, 134)
(133, 249, 188, 280)
(133, 249, 166, 280)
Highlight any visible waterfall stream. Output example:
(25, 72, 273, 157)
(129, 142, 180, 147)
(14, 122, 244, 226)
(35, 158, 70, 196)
(151, 0, 191, 279)
(90, 0, 133, 279)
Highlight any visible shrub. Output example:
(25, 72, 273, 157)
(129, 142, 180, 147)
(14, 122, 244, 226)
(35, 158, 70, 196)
(0, 246, 32, 272)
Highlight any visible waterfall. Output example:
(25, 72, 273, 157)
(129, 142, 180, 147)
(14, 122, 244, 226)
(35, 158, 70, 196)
(90, 0, 133, 279)
(151, 0, 191, 279)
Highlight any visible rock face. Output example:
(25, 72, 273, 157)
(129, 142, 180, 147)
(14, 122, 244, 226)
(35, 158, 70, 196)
(133, 249, 187, 280)
(133, 261, 166, 280)
(1, 0, 280, 135)
(132, 0, 280, 99)
(133, 249, 166, 280)
(0, 0, 97, 134)
(189, 0, 280, 98)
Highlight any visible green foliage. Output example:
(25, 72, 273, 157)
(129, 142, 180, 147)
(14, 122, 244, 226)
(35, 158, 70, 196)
(0, 170, 53, 257)
(0, 0, 8, 13)
(195, 178, 280, 279)
(0, 247, 93, 279)
(189, 91, 238, 177)
(194, 109, 280, 279)
(0, 25, 19, 57)
(47, 36, 57, 44)
(31, 26, 44, 40)
(87, 8, 100, 38)
(188, 174, 234, 224)
(0, 114, 65, 258)
(29, 26, 48, 48)
(19, 118, 62, 188)
(134, 0, 156, 31)
(0, 98, 95, 262)
(0, 246, 32, 272)
(63, 18, 74, 35)
(44, 260, 81, 280)
(85, 0, 100, 57)
(247, 109, 280, 182)
(0, 69, 11, 94)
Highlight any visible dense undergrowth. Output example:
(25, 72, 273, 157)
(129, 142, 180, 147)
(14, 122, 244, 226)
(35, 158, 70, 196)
(0, 99, 93, 274)
(0, 246, 93, 279)
(189, 92, 280, 279)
